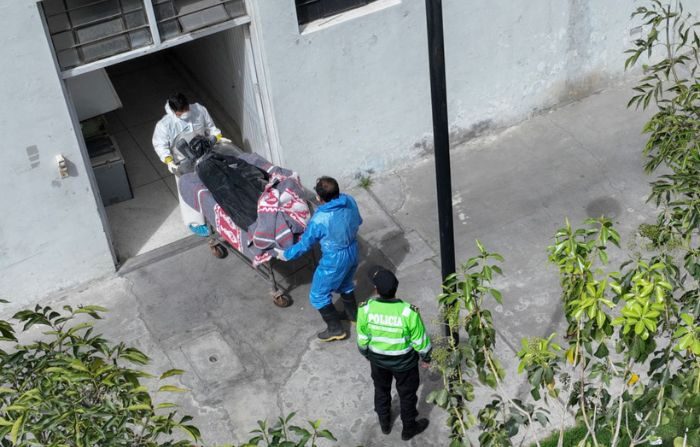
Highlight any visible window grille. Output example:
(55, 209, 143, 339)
(152, 0, 245, 41)
(42, 0, 246, 72)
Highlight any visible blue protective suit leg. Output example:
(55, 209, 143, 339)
(309, 266, 335, 310)
(308, 244, 358, 309)
(338, 263, 358, 295)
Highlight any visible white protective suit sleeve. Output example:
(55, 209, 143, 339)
(152, 118, 174, 163)
(196, 104, 221, 138)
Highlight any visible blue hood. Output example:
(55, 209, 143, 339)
(318, 194, 352, 212)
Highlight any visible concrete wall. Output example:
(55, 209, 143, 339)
(0, 1, 114, 306)
(174, 26, 272, 161)
(250, 0, 700, 184)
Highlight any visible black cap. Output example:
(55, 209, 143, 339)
(367, 265, 399, 297)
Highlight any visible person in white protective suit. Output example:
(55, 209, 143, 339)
(152, 92, 229, 235)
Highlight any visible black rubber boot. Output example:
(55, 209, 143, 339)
(378, 413, 392, 435)
(401, 418, 429, 441)
(340, 291, 357, 323)
(317, 304, 347, 342)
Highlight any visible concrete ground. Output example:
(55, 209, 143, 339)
(4, 79, 657, 446)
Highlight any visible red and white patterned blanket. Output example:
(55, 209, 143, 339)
(211, 153, 311, 266)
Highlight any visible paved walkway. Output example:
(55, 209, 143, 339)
(5, 79, 656, 446)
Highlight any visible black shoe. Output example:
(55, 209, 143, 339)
(401, 418, 429, 441)
(378, 414, 391, 435)
(340, 292, 357, 323)
(317, 305, 348, 342)
(317, 326, 347, 341)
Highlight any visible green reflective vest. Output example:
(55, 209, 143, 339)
(356, 297, 432, 371)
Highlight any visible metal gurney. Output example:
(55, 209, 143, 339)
(176, 140, 315, 308)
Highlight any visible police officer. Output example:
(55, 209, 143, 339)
(356, 266, 431, 441)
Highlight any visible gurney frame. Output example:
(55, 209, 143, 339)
(205, 200, 318, 308)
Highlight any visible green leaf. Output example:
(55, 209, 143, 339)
(594, 343, 609, 359)
(158, 385, 188, 393)
(121, 348, 150, 365)
(66, 322, 94, 335)
(178, 424, 201, 441)
(680, 313, 694, 325)
(490, 253, 505, 262)
(68, 359, 89, 372)
(489, 289, 503, 304)
(596, 310, 606, 328)
(76, 305, 108, 313)
(529, 368, 543, 389)
(156, 402, 178, 409)
(436, 389, 449, 407)
(126, 404, 152, 412)
(598, 249, 609, 265)
(317, 429, 337, 441)
(10, 414, 23, 444)
(160, 369, 185, 380)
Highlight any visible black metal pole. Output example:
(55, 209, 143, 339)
(425, 0, 457, 340)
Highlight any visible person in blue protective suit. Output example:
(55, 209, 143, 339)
(275, 176, 362, 342)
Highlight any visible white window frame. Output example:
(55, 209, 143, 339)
(299, 0, 400, 35)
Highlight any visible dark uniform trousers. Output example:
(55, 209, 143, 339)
(370, 362, 420, 424)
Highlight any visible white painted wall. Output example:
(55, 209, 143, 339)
(174, 26, 271, 160)
(250, 0, 700, 184)
(0, 1, 114, 306)
(66, 69, 122, 121)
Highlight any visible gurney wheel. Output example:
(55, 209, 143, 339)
(209, 242, 227, 259)
(272, 291, 292, 308)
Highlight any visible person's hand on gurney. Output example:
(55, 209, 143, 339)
(164, 155, 178, 174)
(274, 248, 288, 261)
(212, 134, 233, 145)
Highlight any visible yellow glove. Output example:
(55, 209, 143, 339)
(217, 135, 233, 144)
(164, 156, 177, 174)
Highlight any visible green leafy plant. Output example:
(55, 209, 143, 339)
(428, 3, 700, 441)
(0, 303, 199, 446)
(227, 413, 337, 447)
(429, 218, 699, 446)
(626, 0, 700, 245)
(428, 241, 547, 447)
(0, 303, 341, 447)
(357, 175, 372, 190)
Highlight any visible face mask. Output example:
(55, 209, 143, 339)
(178, 111, 190, 120)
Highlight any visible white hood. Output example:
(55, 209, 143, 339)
(165, 101, 178, 118)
